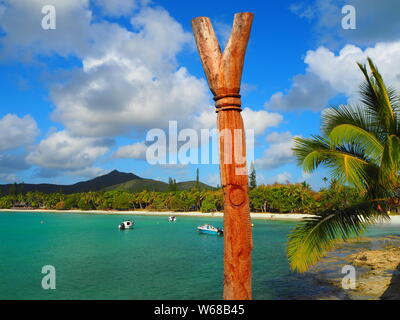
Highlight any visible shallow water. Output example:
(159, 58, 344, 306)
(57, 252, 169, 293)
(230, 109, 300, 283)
(0, 212, 398, 300)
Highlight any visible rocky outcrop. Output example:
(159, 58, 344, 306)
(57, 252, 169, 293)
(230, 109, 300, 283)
(347, 246, 400, 299)
(309, 236, 400, 300)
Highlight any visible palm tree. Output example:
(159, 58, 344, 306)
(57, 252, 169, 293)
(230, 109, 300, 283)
(288, 58, 400, 273)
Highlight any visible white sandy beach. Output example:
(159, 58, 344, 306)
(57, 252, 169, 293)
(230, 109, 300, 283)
(2, 208, 400, 223)
(0, 209, 314, 220)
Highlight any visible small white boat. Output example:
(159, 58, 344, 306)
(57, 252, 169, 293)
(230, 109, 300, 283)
(197, 224, 223, 235)
(118, 220, 134, 230)
(169, 216, 176, 222)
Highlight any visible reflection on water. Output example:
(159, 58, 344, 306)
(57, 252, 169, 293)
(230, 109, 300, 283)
(0, 212, 399, 300)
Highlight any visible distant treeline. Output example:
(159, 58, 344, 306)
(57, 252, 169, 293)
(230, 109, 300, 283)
(0, 181, 366, 214)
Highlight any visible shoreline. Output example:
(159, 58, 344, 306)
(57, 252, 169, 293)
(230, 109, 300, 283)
(0, 209, 314, 221)
(2, 209, 400, 223)
(311, 235, 400, 300)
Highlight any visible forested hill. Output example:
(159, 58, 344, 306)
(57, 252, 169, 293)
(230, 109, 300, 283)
(0, 170, 213, 195)
(0, 170, 141, 194)
(103, 179, 214, 193)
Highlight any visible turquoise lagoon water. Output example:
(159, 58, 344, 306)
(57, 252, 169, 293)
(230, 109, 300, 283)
(0, 212, 398, 300)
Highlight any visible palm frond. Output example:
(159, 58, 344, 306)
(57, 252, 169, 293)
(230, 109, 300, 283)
(322, 104, 380, 139)
(327, 151, 370, 190)
(380, 134, 400, 187)
(293, 136, 373, 191)
(328, 123, 383, 162)
(368, 58, 395, 122)
(288, 202, 389, 273)
(357, 61, 381, 113)
(358, 58, 397, 133)
(292, 136, 330, 172)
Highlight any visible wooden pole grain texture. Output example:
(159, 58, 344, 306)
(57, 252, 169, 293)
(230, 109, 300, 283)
(192, 13, 254, 300)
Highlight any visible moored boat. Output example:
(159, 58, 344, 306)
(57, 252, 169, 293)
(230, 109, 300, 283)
(169, 216, 176, 222)
(197, 224, 223, 235)
(118, 220, 134, 230)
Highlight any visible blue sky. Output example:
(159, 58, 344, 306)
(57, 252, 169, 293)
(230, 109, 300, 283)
(0, 0, 400, 189)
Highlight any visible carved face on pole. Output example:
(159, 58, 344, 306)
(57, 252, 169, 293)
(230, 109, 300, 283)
(192, 13, 254, 300)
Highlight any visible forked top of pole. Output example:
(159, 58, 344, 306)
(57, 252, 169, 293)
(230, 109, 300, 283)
(192, 12, 254, 104)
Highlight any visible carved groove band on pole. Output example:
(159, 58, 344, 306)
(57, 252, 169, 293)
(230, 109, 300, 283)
(192, 12, 254, 300)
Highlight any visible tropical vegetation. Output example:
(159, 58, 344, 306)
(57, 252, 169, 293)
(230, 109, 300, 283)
(0, 181, 365, 214)
(0, 181, 368, 214)
(288, 58, 400, 273)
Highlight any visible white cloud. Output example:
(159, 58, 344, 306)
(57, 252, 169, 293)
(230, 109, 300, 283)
(266, 41, 400, 110)
(266, 73, 335, 111)
(1, 1, 290, 178)
(0, 3, 209, 138)
(241, 83, 258, 95)
(258, 171, 292, 185)
(94, 0, 139, 17)
(193, 108, 283, 167)
(114, 142, 147, 159)
(158, 164, 188, 170)
(214, 21, 231, 49)
(290, 2, 317, 20)
(255, 132, 298, 169)
(195, 108, 283, 136)
(0, 0, 95, 59)
(275, 172, 292, 184)
(69, 167, 107, 178)
(49, 7, 209, 137)
(305, 43, 400, 98)
(0, 152, 30, 173)
(194, 109, 216, 129)
(26, 131, 111, 171)
(0, 114, 39, 151)
(242, 108, 283, 135)
(0, 0, 146, 61)
(265, 131, 293, 143)
(301, 171, 312, 181)
(52, 65, 209, 137)
(206, 173, 220, 187)
(0, 2, 214, 175)
(291, 0, 400, 46)
(0, 173, 18, 183)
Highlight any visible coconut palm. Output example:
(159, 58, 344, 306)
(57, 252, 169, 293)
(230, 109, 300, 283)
(288, 58, 400, 273)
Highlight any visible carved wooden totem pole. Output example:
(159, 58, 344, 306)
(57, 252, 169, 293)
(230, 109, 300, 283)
(192, 13, 254, 300)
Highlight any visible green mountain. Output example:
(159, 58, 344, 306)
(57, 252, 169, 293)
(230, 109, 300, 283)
(0, 170, 214, 195)
(103, 179, 169, 192)
(103, 179, 214, 192)
(176, 181, 214, 191)
(68, 170, 142, 192)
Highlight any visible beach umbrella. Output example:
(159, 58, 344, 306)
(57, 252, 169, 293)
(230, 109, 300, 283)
(192, 12, 254, 300)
